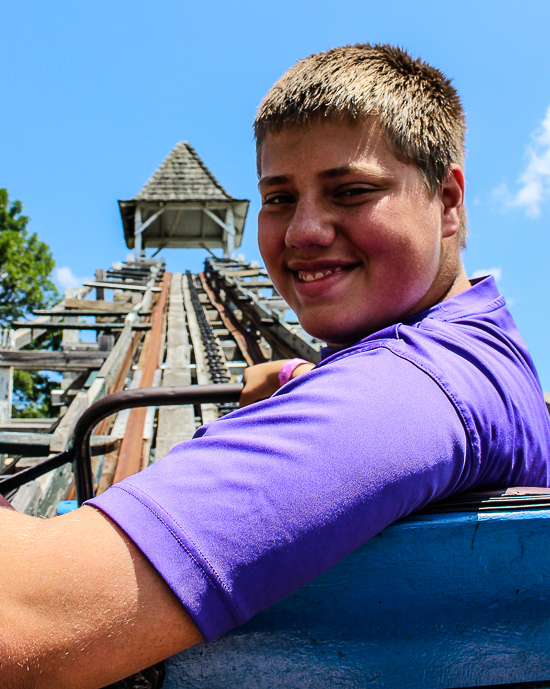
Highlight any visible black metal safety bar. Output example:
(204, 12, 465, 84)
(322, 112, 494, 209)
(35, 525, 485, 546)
(0, 384, 243, 505)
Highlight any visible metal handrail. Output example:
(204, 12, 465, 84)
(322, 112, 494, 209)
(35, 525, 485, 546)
(0, 384, 243, 504)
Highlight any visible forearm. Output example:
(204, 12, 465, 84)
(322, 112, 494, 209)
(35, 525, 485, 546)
(0, 507, 202, 689)
(240, 359, 315, 407)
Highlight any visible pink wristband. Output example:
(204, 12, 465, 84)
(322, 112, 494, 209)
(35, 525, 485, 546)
(278, 358, 310, 387)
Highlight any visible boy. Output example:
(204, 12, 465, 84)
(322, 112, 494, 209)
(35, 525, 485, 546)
(2, 44, 550, 689)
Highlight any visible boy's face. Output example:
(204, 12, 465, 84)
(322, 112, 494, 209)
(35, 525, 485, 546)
(257, 119, 465, 345)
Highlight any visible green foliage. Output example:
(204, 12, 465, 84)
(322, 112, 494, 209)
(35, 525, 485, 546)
(0, 190, 62, 417)
(11, 331, 62, 418)
(0, 188, 58, 327)
(12, 371, 59, 418)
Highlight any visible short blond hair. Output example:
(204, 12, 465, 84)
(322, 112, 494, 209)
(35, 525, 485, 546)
(254, 44, 467, 247)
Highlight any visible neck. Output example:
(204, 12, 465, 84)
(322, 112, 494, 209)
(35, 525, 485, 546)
(406, 234, 470, 318)
(436, 261, 471, 303)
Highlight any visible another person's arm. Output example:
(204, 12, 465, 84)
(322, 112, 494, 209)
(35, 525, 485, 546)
(240, 359, 315, 407)
(0, 506, 202, 689)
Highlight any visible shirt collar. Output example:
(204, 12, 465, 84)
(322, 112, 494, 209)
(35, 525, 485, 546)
(320, 276, 504, 361)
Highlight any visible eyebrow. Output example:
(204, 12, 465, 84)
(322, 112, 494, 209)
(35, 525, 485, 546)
(258, 163, 389, 188)
(258, 174, 290, 188)
(318, 164, 363, 179)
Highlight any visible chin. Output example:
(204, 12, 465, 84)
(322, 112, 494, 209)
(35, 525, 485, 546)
(297, 317, 365, 347)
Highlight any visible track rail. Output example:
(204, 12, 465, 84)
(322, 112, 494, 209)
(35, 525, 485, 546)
(203, 258, 322, 363)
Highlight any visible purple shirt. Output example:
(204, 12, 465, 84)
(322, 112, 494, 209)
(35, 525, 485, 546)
(89, 277, 550, 641)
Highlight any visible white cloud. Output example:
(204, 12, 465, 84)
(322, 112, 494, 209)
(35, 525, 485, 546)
(54, 266, 91, 290)
(471, 267, 502, 282)
(495, 105, 550, 217)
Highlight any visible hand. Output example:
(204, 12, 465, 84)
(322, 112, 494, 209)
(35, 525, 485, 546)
(240, 360, 315, 407)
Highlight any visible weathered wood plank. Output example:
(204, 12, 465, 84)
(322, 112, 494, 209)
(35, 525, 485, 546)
(95, 370, 143, 495)
(84, 283, 155, 407)
(50, 391, 89, 453)
(95, 268, 106, 301)
(83, 281, 161, 293)
(182, 274, 218, 425)
(141, 369, 162, 470)
(225, 269, 268, 277)
(0, 350, 109, 371)
(113, 275, 169, 483)
(0, 432, 120, 456)
(0, 419, 54, 431)
(6, 286, 92, 350)
(11, 321, 150, 331)
(33, 309, 151, 317)
(64, 299, 134, 312)
(43, 268, 162, 463)
(238, 280, 273, 289)
(0, 367, 13, 424)
(9, 480, 43, 514)
(156, 274, 196, 460)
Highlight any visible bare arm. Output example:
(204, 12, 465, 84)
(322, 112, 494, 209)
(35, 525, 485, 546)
(239, 360, 315, 407)
(0, 506, 202, 689)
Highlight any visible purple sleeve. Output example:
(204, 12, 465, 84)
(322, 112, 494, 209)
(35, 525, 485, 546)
(88, 346, 470, 641)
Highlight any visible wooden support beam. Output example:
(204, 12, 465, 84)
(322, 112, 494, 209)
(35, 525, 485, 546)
(202, 206, 232, 233)
(5, 306, 65, 351)
(238, 280, 274, 289)
(0, 367, 13, 424)
(156, 273, 196, 461)
(63, 299, 135, 312)
(0, 350, 109, 371)
(95, 268, 106, 300)
(0, 431, 120, 456)
(5, 286, 94, 351)
(225, 269, 269, 278)
(95, 369, 143, 495)
(141, 368, 162, 470)
(50, 391, 89, 453)
(33, 309, 150, 317)
(150, 209, 183, 258)
(224, 206, 235, 258)
(85, 276, 158, 404)
(8, 266, 163, 469)
(106, 332, 142, 397)
(11, 321, 151, 331)
(83, 281, 161, 293)
(135, 206, 165, 236)
(114, 274, 170, 483)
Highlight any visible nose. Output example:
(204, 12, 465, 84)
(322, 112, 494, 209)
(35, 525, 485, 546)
(285, 197, 336, 249)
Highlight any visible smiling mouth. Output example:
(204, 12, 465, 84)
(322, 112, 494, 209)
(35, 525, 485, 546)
(296, 266, 355, 282)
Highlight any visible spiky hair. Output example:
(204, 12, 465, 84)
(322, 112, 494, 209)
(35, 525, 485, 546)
(254, 44, 467, 247)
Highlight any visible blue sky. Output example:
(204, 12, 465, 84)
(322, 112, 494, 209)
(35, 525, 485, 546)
(3, 0, 550, 386)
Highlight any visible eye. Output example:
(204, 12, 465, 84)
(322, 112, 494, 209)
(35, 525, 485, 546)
(263, 192, 295, 206)
(333, 185, 377, 202)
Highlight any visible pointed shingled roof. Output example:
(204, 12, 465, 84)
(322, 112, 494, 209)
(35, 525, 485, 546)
(119, 141, 249, 253)
(133, 141, 234, 202)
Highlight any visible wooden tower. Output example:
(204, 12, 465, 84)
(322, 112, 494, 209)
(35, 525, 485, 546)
(119, 142, 249, 259)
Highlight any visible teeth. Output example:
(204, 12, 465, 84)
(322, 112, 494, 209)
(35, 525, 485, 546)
(299, 267, 345, 282)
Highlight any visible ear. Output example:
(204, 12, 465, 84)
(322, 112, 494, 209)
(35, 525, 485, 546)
(440, 164, 465, 239)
